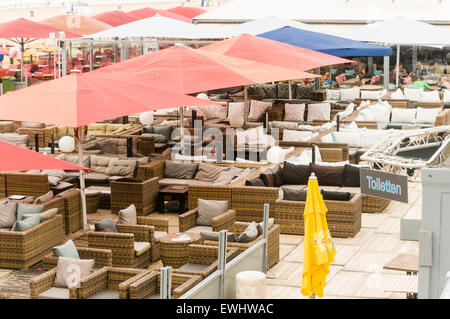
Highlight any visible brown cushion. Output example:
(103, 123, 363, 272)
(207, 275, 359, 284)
(282, 161, 309, 185)
(106, 159, 137, 177)
(34, 191, 54, 204)
(245, 177, 265, 187)
(260, 165, 283, 187)
(321, 190, 351, 201)
(54, 257, 95, 288)
(95, 139, 118, 154)
(164, 160, 198, 179)
(343, 164, 360, 187)
(83, 172, 110, 183)
(90, 156, 113, 174)
(194, 163, 228, 182)
(309, 163, 345, 186)
(118, 204, 137, 225)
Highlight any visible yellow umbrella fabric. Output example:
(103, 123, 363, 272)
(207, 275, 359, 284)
(301, 173, 336, 298)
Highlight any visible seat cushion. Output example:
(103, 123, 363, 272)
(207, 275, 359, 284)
(197, 199, 228, 226)
(179, 263, 210, 272)
(37, 287, 70, 299)
(83, 172, 110, 183)
(134, 241, 151, 257)
(186, 225, 212, 234)
(154, 231, 167, 243)
(87, 290, 119, 299)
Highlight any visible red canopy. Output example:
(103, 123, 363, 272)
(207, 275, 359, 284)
(40, 15, 112, 36)
(94, 45, 318, 95)
(0, 72, 221, 127)
(0, 140, 89, 172)
(91, 10, 139, 27)
(0, 18, 81, 39)
(200, 33, 353, 71)
(127, 7, 191, 22)
(166, 6, 207, 19)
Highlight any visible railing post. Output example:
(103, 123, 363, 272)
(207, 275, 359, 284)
(263, 203, 269, 273)
(218, 229, 228, 299)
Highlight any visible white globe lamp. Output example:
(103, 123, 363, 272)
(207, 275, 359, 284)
(59, 136, 75, 153)
(196, 93, 209, 100)
(230, 114, 244, 128)
(139, 111, 154, 125)
(267, 146, 285, 164)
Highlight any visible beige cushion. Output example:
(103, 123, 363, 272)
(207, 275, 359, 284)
(194, 163, 228, 182)
(227, 102, 245, 121)
(22, 121, 45, 128)
(164, 160, 198, 180)
(88, 290, 119, 299)
(87, 123, 106, 135)
(37, 287, 70, 299)
(134, 242, 150, 257)
(154, 231, 167, 243)
(48, 175, 62, 186)
(84, 172, 110, 183)
(248, 100, 272, 122)
(106, 158, 137, 176)
(90, 156, 113, 174)
(34, 190, 54, 204)
(284, 103, 305, 121)
(307, 103, 331, 121)
(197, 199, 228, 226)
(0, 201, 17, 228)
(185, 225, 212, 234)
(54, 257, 95, 288)
(214, 169, 242, 185)
(256, 217, 274, 236)
(118, 204, 137, 225)
(57, 154, 90, 168)
(178, 263, 210, 272)
(0, 133, 29, 147)
(23, 208, 58, 223)
(158, 178, 213, 188)
(236, 222, 258, 243)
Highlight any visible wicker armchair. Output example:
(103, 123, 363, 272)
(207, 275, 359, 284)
(88, 216, 169, 267)
(5, 172, 50, 197)
(203, 222, 281, 269)
(0, 215, 64, 269)
(178, 208, 236, 233)
(76, 267, 147, 299)
(110, 177, 159, 216)
(42, 247, 113, 271)
(127, 270, 202, 299)
(29, 268, 79, 299)
(173, 245, 239, 278)
(54, 188, 82, 234)
(275, 193, 362, 238)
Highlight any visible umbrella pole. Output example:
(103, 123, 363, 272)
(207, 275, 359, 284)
(396, 44, 400, 88)
(288, 81, 292, 99)
(75, 127, 88, 232)
(20, 39, 24, 82)
(179, 106, 185, 156)
(244, 85, 248, 126)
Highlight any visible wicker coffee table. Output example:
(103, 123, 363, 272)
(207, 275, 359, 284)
(158, 185, 188, 214)
(159, 233, 201, 268)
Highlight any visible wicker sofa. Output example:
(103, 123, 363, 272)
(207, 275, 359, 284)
(87, 215, 169, 266)
(0, 215, 64, 269)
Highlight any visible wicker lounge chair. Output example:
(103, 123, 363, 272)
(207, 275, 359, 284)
(29, 268, 79, 299)
(42, 246, 113, 271)
(0, 215, 65, 269)
(178, 208, 236, 234)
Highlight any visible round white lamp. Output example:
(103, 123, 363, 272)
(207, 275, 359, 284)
(267, 146, 285, 164)
(139, 111, 154, 125)
(230, 114, 244, 128)
(236, 271, 266, 299)
(58, 136, 75, 153)
(196, 93, 209, 100)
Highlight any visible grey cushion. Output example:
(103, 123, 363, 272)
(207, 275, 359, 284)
(197, 199, 228, 226)
(37, 287, 70, 299)
(87, 290, 119, 299)
(134, 241, 150, 257)
(84, 172, 110, 183)
(153, 125, 172, 140)
(179, 263, 210, 272)
(194, 163, 228, 182)
(282, 187, 307, 201)
(17, 203, 44, 221)
(57, 154, 90, 168)
(154, 231, 168, 243)
(236, 222, 258, 243)
(95, 217, 118, 233)
(164, 161, 198, 179)
(11, 214, 40, 231)
(0, 201, 17, 228)
(256, 218, 274, 236)
(141, 133, 168, 143)
(185, 225, 212, 234)
(54, 257, 95, 288)
(34, 190, 54, 204)
(118, 204, 137, 225)
(200, 231, 236, 242)
(52, 239, 80, 259)
(23, 208, 58, 223)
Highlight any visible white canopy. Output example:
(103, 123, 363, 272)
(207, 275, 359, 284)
(340, 17, 450, 46)
(217, 16, 319, 37)
(84, 14, 219, 39)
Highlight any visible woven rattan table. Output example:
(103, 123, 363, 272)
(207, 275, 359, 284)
(159, 233, 201, 268)
(86, 186, 110, 209)
(85, 189, 101, 213)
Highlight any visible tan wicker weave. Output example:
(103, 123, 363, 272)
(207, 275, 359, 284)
(179, 208, 236, 233)
(18, 125, 56, 148)
(188, 185, 233, 211)
(362, 195, 390, 213)
(275, 193, 362, 238)
(0, 215, 64, 269)
(110, 177, 159, 216)
(203, 222, 281, 269)
(136, 160, 165, 181)
(55, 188, 82, 234)
(5, 172, 50, 197)
(42, 247, 113, 271)
(136, 216, 169, 262)
(0, 173, 5, 199)
(231, 186, 279, 222)
(159, 233, 202, 268)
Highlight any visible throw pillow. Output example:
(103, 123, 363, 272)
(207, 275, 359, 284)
(415, 107, 441, 124)
(197, 199, 228, 226)
(391, 108, 417, 123)
(236, 222, 258, 243)
(194, 163, 229, 182)
(54, 257, 95, 288)
(256, 218, 275, 236)
(321, 190, 351, 201)
(0, 201, 17, 228)
(11, 214, 40, 231)
(245, 177, 265, 187)
(34, 190, 54, 204)
(23, 207, 58, 223)
(282, 187, 307, 201)
(282, 130, 313, 142)
(420, 90, 440, 103)
(343, 164, 361, 187)
(214, 169, 242, 185)
(164, 161, 198, 179)
(94, 217, 118, 232)
(118, 204, 137, 225)
(152, 126, 172, 140)
(200, 231, 236, 242)
(282, 161, 310, 185)
(260, 165, 283, 187)
(106, 158, 137, 177)
(248, 100, 272, 122)
(310, 163, 345, 186)
(307, 103, 331, 121)
(326, 89, 340, 101)
(227, 102, 245, 121)
(52, 239, 80, 259)
(284, 103, 305, 121)
(17, 204, 44, 221)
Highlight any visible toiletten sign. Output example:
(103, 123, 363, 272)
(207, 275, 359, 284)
(360, 168, 408, 203)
